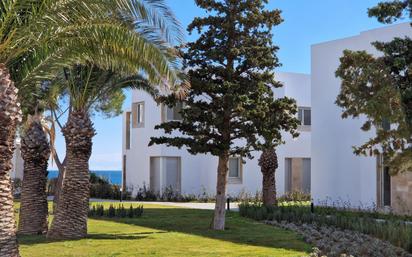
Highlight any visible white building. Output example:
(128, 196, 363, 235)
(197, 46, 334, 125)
(122, 72, 311, 197)
(122, 23, 412, 214)
(311, 23, 412, 212)
(11, 138, 24, 181)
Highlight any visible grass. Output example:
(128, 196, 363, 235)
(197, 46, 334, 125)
(17, 202, 311, 257)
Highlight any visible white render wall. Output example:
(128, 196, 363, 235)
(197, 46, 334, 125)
(11, 139, 24, 180)
(123, 72, 311, 197)
(311, 23, 412, 207)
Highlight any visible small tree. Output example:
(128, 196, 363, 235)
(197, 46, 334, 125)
(150, 0, 283, 230)
(335, 0, 412, 174)
(249, 89, 299, 207)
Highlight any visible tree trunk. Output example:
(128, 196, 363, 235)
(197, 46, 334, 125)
(18, 117, 50, 235)
(47, 111, 95, 240)
(52, 165, 65, 214)
(0, 64, 21, 257)
(258, 148, 278, 207)
(212, 153, 229, 230)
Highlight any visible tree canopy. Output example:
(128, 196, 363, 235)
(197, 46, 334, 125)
(336, 0, 412, 174)
(150, 0, 284, 159)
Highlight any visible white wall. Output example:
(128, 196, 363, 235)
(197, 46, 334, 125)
(311, 23, 412, 207)
(123, 72, 311, 197)
(11, 139, 24, 180)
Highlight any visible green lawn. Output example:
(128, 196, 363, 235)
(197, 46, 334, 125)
(17, 203, 311, 257)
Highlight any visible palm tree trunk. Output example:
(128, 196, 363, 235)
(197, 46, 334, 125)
(0, 64, 21, 257)
(48, 111, 95, 239)
(259, 148, 278, 207)
(212, 152, 229, 230)
(18, 117, 50, 235)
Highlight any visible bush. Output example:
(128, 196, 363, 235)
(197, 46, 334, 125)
(89, 173, 132, 200)
(277, 191, 311, 202)
(239, 202, 412, 253)
(12, 178, 22, 198)
(135, 183, 158, 201)
(134, 184, 215, 202)
(89, 204, 143, 218)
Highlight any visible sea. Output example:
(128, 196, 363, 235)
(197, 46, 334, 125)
(48, 170, 122, 185)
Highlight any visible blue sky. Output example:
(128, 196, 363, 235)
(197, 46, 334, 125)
(50, 0, 395, 171)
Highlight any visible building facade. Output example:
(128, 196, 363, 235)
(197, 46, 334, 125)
(122, 72, 311, 198)
(311, 23, 412, 213)
(123, 23, 412, 214)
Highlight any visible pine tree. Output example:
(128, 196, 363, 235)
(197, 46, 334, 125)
(150, 0, 282, 230)
(336, 0, 412, 174)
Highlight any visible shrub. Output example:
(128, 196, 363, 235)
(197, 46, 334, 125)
(89, 204, 143, 218)
(277, 191, 311, 202)
(89, 173, 132, 200)
(134, 184, 215, 202)
(135, 183, 158, 201)
(239, 202, 412, 253)
(47, 178, 57, 196)
(12, 178, 22, 198)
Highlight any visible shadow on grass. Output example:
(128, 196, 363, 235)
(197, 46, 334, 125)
(18, 207, 311, 253)
(98, 207, 311, 253)
(18, 231, 167, 246)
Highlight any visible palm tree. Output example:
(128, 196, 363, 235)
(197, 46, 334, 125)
(258, 148, 279, 206)
(0, 0, 183, 254)
(48, 65, 169, 239)
(251, 88, 300, 207)
(18, 115, 50, 235)
(0, 65, 22, 256)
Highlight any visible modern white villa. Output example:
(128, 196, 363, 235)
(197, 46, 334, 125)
(122, 23, 412, 214)
(312, 22, 412, 213)
(122, 72, 311, 198)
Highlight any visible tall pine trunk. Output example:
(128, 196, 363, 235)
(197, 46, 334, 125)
(258, 148, 278, 207)
(18, 117, 50, 235)
(212, 153, 229, 230)
(0, 64, 21, 257)
(48, 111, 95, 239)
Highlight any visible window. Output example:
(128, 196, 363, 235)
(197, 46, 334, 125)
(162, 102, 183, 122)
(298, 107, 311, 126)
(122, 155, 127, 191)
(285, 158, 311, 194)
(382, 119, 390, 131)
(125, 112, 131, 149)
(150, 157, 181, 194)
(228, 157, 242, 183)
(302, 158, 311, 194)
(377, 154, 391, 208)
(132, 102, 144, 128)
(383, 167, 391, 206)
(285, 158, 292, 192)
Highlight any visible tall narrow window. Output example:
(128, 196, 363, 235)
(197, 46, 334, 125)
(383, 167, 391, 206)
(122, 155, 127, 191)
(132, 102, 145, 128)
(125, 112, 131, 149)
(285, 158, 292, 193)
(302, 158, 311, 194)
(298, 107, 311, 126)
(162, 102, 183, 122)
(228, 157, 242, 183)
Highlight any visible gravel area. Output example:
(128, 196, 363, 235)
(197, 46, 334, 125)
(265, 220, 412, 257)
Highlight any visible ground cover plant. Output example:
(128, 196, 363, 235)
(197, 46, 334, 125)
(18, 203, 312, 257)
(239, 202, 412, 252)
